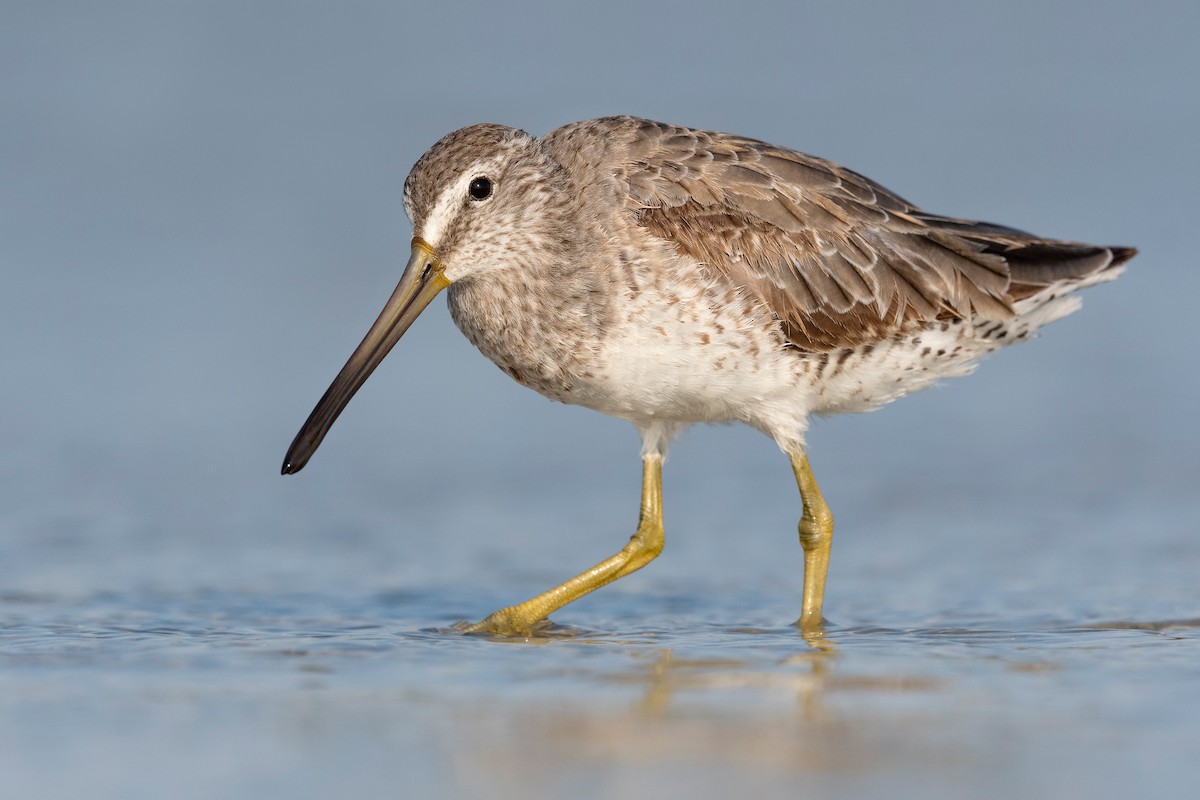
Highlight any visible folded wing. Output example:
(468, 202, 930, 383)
(619, 118, 1132, 351)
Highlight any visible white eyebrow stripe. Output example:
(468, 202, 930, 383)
(416, 156, 505, 248)
(418, 171, 474, 248)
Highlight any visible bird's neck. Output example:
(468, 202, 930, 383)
(446, 248, 616, 400)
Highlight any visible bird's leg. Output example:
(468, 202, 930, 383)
(789, 450, 834, 635)
(462, 455, 664, 636)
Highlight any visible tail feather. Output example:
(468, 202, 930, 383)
(1002, 242, 1133, 300)
(920, 212, 1136, 301)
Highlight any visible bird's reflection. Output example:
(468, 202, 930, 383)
(627, 641, 838, 719)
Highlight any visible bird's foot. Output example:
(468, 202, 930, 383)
(792, 613, 831, 646)
(454, 607, 552, 638)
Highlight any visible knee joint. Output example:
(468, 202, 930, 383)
(628, 520, 664, 559)
(798, 509, 834, 548)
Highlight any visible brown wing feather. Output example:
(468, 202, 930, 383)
(616, 117, 1131, 352)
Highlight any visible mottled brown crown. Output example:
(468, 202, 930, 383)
(403, 124, 530, 223)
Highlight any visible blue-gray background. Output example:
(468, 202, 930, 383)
(3, 3, 1198, 799)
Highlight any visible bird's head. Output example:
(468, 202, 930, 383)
(281, 123, 570, 474)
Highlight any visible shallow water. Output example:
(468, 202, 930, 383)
(5, 3, 1200, 798)
(5, 589, 1200, 800)
(3, 487, 1199, 799)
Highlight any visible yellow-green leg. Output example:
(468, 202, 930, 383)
(462, 455, 665, 636)
(790, 450, 834, 634)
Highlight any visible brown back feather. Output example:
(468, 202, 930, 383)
(614, 117, 1132, 352)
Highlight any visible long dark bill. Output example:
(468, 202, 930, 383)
(281, 238, 448, 475)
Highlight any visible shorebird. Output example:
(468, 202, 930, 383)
(282, 116, 1133, 637)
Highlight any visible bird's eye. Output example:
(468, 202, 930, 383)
(468, 177, 493, 201)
